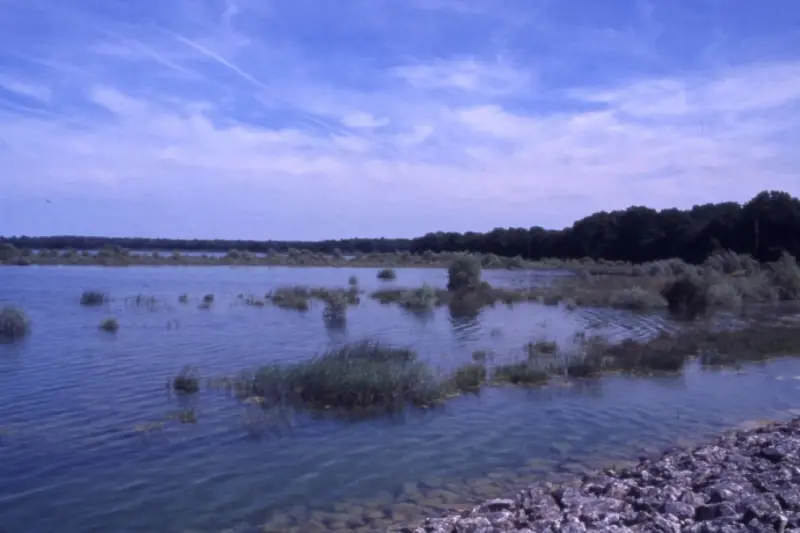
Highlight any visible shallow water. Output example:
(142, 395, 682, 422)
(1, 266, 798, 533)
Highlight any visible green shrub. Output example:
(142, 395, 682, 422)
(80, 291, 108, 306)
(660, 275, 708, 319)
(0, 306, 30, 341)
(769, 252, 800, 300)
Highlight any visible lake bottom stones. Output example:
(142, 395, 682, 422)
(396, 417, 800, 532)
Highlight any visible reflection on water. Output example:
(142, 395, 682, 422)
(0, 266, 798, 533)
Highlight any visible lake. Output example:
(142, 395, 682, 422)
(1, 266, 799, 533)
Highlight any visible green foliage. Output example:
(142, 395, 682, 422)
(9, 191, 800, 267)
(0, 306, 30, 341)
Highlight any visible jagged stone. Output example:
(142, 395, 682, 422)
(398, 417, 800, 533)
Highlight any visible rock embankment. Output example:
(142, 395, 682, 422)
(400, 418, 800, 532)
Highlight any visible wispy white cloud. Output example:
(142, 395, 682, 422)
(0, 0, 798, 239)
(0, 75, 52, 102)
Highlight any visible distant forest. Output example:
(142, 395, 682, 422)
(3, 190, 799, 264)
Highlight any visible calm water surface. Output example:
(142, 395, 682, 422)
(1, 266, 799, 533)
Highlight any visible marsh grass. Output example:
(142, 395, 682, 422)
(267, 287, 311, 311)
(178, 294, 189, 304)
(492, 362, 550, 385)
(80, 290, 108, 306)
(172, 367, 200, 394)
(448, 363, 487, 392)
(377, 268, 397, 280)
(0, 306, 30, 341)
(125, 295, 161, 311)
(99, 317, 119, 332)
(237, 341, 444, 414)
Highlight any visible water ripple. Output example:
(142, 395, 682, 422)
(0, 266, 798, 533)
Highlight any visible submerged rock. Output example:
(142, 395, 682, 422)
(391, 417, 800, 532)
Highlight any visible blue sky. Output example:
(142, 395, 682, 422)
(1, 0, 799, 240)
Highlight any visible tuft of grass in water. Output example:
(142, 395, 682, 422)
(167, 408, 198, 424)
(172, 367, 200, 394)
(237, 341, 443, 413)
(448, 363, 487, 392)
(377, 268, 397, 280)
(348, 275, 359, 286)
(0, 306, 30, 341)
(471, 350, 488, 362)
(526, 340, 558, 358)
(447, 255, 483, 291)
(268, 287, 311, 311)
(202, 294, 215, 304)
(178, 294, 189, 304)
(99, 317, 119, 332)
(322, 294, 348, 328)
(492, 362, 550, 385)
(126, 295, 160, 310)
(80, 290, 108, 306)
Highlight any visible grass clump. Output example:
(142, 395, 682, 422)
(449, 363, 487, 392)
(322, 294, 348, 328)
(202, 294, 215, 304)
(377, 268, 397, 280)
(348, 275, 359, 286)
(268, 287, 310, 311)
(0, 306, 30, 341)
(526, 340, 558, 358)
(178, 294, 189, 304)
(492, 363, 549, 385)
(80, 290, 108, 306)
(99, 317, 120, 332)
(447, 255, 482, 291)
(172, 367, 200, 394)
(239, 341, 443, 412)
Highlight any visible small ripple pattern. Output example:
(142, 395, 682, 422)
(0, 266, 798, 533)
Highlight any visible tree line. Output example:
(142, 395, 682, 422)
(3, 190, 799, 264)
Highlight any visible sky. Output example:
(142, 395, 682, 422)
(1, 0, 799, 240)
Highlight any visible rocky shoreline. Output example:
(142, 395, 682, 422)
(396, 418, 800, 533)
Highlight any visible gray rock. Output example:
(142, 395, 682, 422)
(401, 417, 800, 533)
